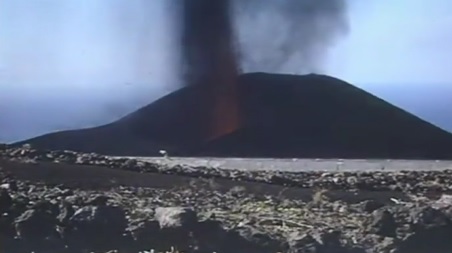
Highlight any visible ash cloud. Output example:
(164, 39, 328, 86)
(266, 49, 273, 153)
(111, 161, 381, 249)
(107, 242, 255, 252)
(231, 0, 349, 74)
(177, 0, 238, 86)
(176, 0, 241, 140)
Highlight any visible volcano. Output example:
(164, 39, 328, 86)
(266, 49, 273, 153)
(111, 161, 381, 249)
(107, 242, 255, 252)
(14, 72, 452, 159)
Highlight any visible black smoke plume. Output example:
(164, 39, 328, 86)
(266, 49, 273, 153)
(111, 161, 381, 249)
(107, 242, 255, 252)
(174, 0, 348, 140)
(178, 0, 241, 140)
(179, 0, 239, 85)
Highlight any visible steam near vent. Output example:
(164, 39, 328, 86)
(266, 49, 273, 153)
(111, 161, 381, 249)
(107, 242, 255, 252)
(232, 0, 349, 74)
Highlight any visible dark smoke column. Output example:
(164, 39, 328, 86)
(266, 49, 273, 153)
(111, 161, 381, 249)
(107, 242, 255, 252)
(180, 0, 241, 141)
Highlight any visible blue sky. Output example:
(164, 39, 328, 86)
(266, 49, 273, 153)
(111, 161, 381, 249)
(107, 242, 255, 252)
(330, 0, 452, 84)
(1, 0, 452, 142)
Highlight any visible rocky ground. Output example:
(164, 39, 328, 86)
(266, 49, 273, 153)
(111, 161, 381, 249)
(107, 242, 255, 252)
(2, 144, 452, 253)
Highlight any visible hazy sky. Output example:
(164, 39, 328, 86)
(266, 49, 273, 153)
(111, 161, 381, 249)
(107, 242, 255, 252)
(330, 0, 452, 85)
(1, 0, 452, 142)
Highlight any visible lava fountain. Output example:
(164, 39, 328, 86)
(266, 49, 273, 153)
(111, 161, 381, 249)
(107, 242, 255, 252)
(180, 0, 241, 142)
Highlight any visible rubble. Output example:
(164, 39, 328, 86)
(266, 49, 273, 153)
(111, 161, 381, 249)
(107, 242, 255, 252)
(2, 145, 452, 252)
(2, 145, 452, 194)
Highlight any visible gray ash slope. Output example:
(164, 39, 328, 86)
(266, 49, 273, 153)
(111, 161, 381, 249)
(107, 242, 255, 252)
(14, 72, 452, 159)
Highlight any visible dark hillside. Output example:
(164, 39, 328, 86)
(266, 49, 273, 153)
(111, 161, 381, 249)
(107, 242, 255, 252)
(15, 73, 452, 159)
(198, 74, 452, 159)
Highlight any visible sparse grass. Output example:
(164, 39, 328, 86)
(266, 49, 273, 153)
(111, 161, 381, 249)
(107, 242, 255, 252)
(310, 188, 330, 207)
(228, 185, 247, 196)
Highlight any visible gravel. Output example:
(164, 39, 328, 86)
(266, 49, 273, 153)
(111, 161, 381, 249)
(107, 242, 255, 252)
(2, 144, 452, 252)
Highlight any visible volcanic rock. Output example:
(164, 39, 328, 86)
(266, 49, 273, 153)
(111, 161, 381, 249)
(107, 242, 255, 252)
(368, 209, 397, 237)
(357, 199, 385, 213)
(14, 209, 58, 241)
(4, 154, 452, 252)
(13, 73, 452, 159)
(395, 206, 452, 253)
(0, 189, 13, 213)
(154, 207, 198, 250)
(286, 232, 322, 253)
(65, 200, 128, 251)
(129, 220, 161, 251)
(227, 225, 282, 253)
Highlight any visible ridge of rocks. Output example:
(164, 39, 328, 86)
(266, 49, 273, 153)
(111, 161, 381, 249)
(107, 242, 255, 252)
(3, 144, 452, 252)
(2, 145, 452, 194)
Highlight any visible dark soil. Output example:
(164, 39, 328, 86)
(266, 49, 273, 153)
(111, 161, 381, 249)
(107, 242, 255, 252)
(3, 145, 452, 252)
(13, 73, 452, 159)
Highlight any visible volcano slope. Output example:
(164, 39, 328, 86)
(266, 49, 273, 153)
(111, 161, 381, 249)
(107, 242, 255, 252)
(15, 72, 452, 159)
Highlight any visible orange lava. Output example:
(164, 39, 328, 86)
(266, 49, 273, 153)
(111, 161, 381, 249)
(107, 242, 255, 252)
(206, 28, 241, 141)
(180, 0, 241, 142)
